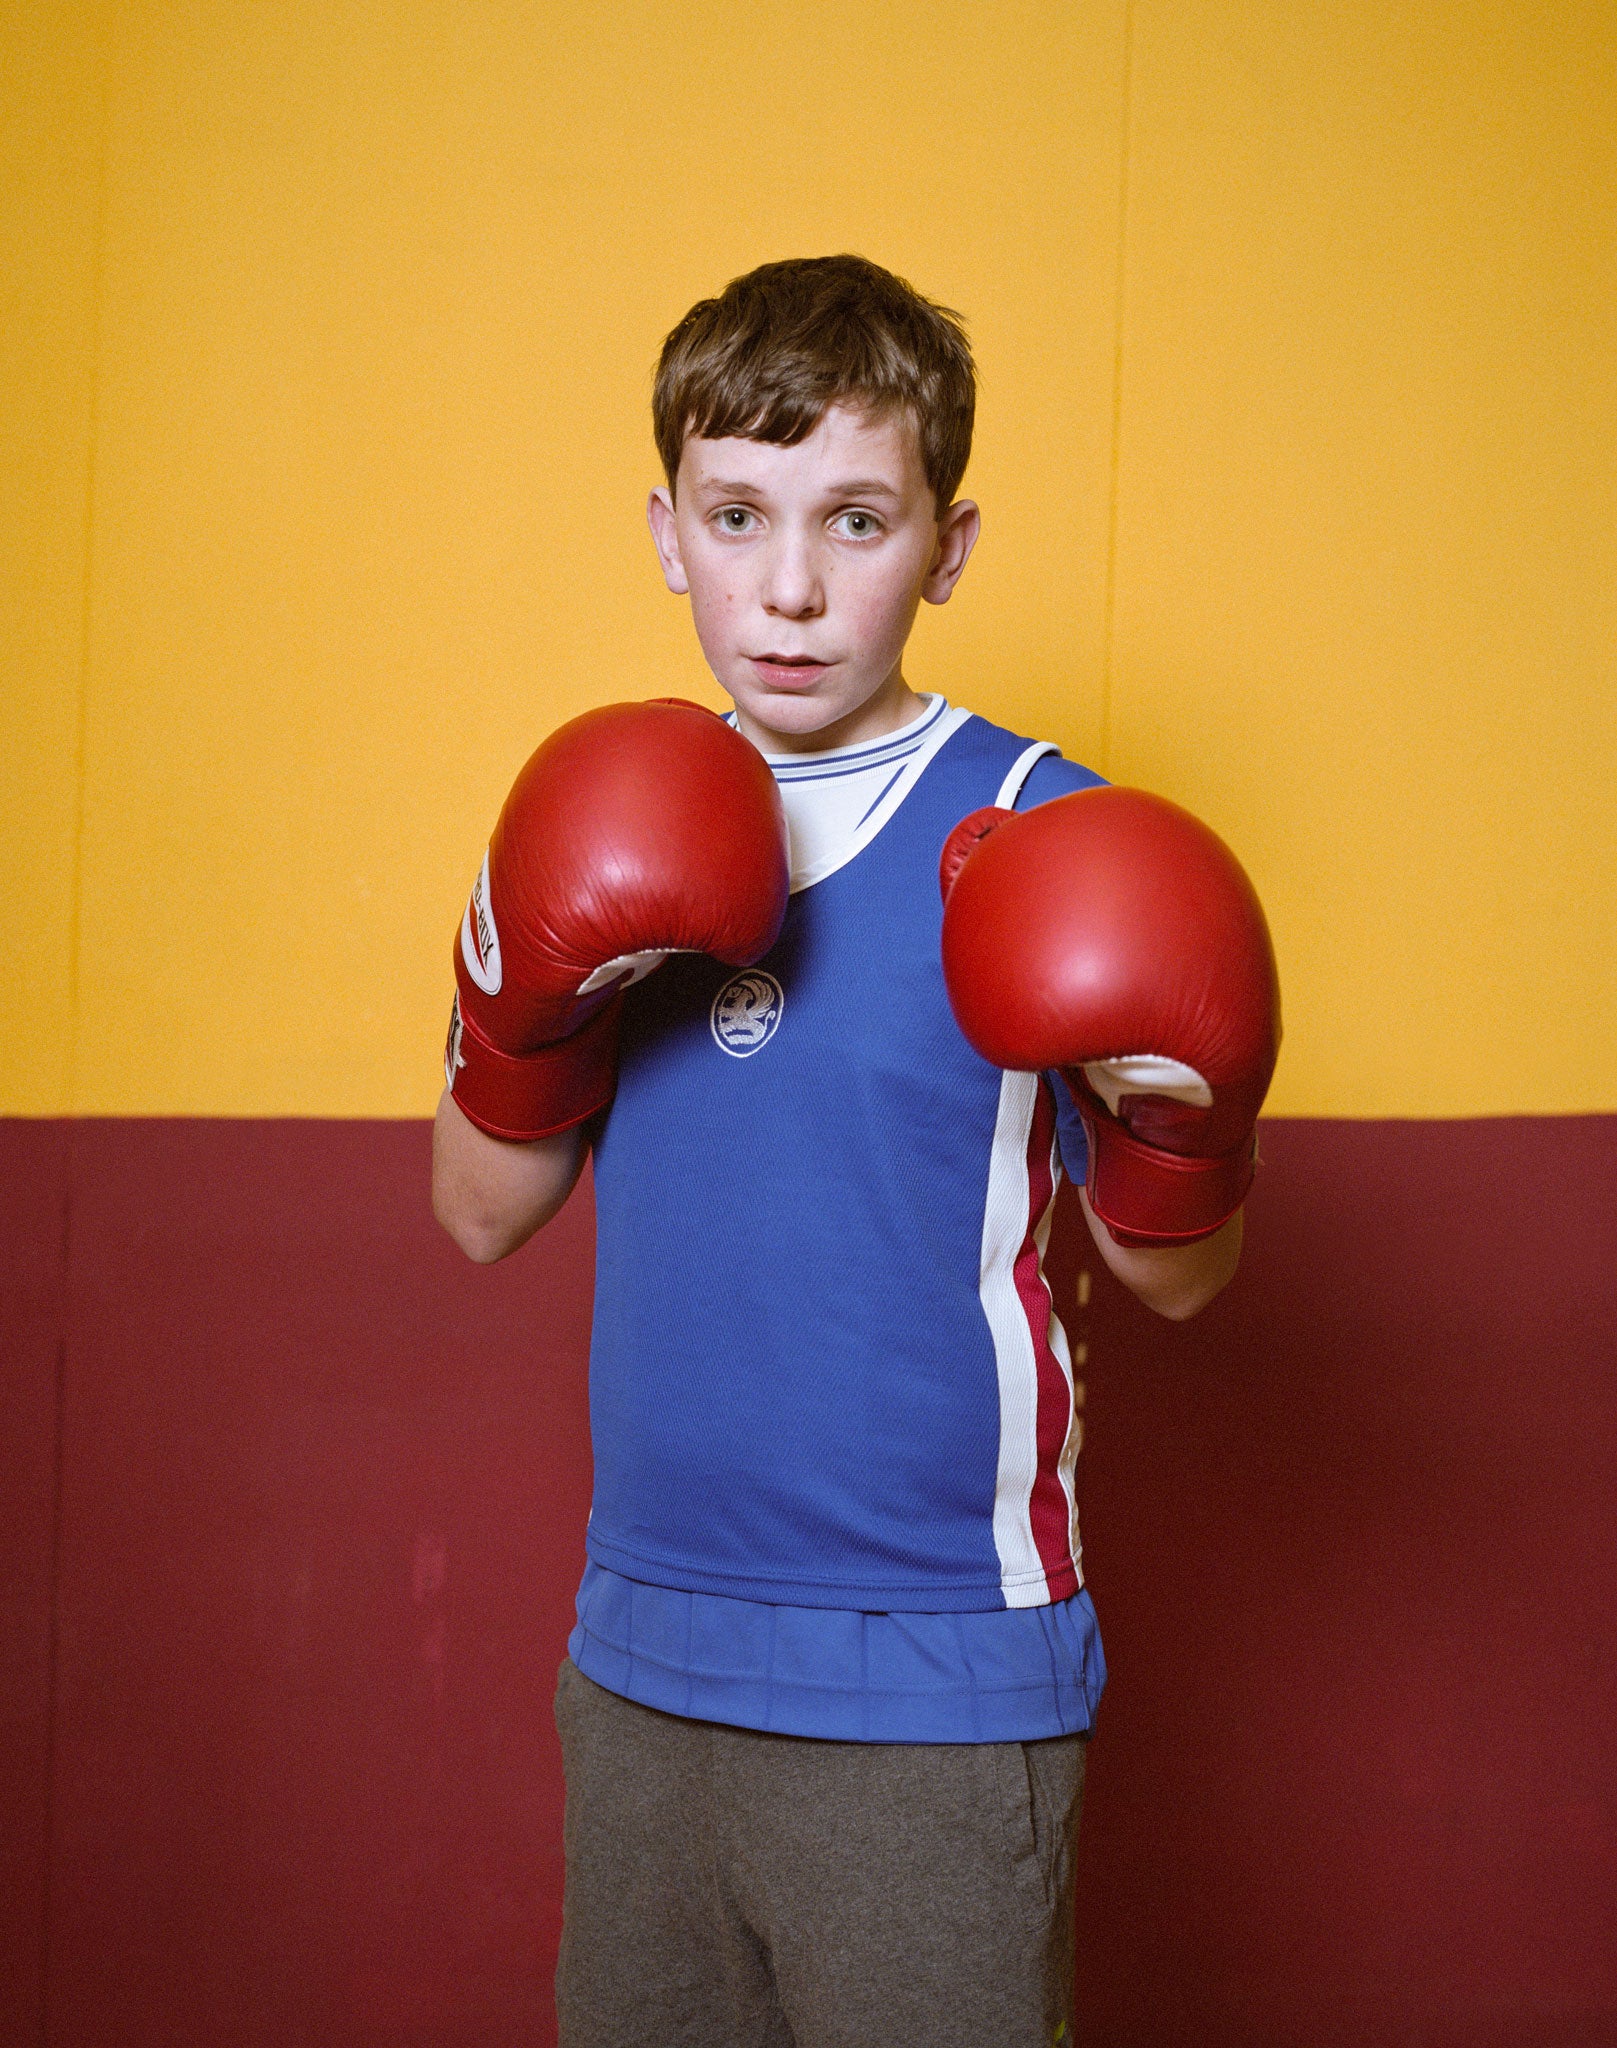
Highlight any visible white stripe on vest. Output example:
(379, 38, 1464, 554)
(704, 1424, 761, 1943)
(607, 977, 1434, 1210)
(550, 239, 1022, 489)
(978, 736, 1079, 1605)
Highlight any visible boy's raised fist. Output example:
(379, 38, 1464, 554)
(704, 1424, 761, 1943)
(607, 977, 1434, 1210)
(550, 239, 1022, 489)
(447, 699, 789, 1141)
(939, 787, 1280, 1246)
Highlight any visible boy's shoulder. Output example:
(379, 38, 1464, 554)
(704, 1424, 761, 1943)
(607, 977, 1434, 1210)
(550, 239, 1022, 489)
(946, 704, 1107, 813)
(1011, 746, 1107, 811)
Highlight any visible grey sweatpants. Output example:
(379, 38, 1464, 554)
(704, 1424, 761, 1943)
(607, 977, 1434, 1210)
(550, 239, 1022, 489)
(554, 1659, 1086, 2048)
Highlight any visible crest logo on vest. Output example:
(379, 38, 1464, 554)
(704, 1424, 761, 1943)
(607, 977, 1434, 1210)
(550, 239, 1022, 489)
(710, 971, 785, 1057)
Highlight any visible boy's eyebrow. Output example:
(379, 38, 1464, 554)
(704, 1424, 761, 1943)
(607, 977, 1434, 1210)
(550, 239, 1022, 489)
(694, 476, 905, 501)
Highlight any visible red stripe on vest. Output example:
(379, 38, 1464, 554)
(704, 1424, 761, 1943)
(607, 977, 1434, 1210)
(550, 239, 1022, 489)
(1012, 1079, 1079, 1601)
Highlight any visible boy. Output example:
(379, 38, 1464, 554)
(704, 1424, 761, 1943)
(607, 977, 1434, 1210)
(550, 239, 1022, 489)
(433, 255, 1276, 2047)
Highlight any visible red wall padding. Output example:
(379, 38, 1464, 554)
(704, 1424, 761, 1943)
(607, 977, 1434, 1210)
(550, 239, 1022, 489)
(4, 1121, 594, 2048)
(0, 1120, 69, 2043)
(2, 1115, 1615, 2047)
(1051, 1117, 1617, 2048)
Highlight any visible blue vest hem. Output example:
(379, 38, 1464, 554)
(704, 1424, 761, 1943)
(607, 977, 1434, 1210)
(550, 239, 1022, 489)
(568, 1601, 1105, 1744)
(584, 1530, 1080, 1612)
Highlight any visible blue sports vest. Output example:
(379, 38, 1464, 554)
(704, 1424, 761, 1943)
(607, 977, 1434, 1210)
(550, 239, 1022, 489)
(587, 712, 1099, 1611)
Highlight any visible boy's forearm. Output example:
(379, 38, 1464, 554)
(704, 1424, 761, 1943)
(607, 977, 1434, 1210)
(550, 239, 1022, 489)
(431, 1088, 587, 1263)
(1078, 1187, 1242, 1321)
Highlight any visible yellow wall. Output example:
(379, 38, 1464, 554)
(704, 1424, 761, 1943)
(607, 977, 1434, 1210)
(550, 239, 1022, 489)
(1110, 0, 1617, 1117)
(3, 0, 1613, 1119)
(1, 2, 105, 1114)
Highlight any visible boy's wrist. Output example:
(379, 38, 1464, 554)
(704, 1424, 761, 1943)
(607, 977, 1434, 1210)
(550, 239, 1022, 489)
(446, 994, 621, 1144)
(1067, 1078, 1257, 1248)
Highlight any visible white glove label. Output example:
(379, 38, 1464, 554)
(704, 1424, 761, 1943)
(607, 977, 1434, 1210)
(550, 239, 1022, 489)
(444, 992, 465, 1088)
(459, 851, 502, 995)
(1083, 1054, 1212, 1115)
(576, 949, 676, 996)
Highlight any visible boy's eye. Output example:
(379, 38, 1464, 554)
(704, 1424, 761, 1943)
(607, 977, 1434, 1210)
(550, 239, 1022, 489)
(717, 506, 756, 532)
(833, 510, 881, 538)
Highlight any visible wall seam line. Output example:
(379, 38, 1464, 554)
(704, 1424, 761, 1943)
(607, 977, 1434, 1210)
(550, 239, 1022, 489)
(64, 17, 112, 1124)
(1099, 0, 1135, 779)
(43, 12, 113, 2033)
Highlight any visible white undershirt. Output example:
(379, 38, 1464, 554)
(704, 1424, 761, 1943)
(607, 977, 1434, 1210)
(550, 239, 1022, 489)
(743, 694, 971, 892)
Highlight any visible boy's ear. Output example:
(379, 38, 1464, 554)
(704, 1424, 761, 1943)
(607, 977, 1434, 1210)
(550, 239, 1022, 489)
(921, 499, 981, 607)
(647, 487, 690, 596)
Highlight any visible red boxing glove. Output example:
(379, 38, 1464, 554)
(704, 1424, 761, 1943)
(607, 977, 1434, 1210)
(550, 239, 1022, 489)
(939, 788, 1280, 1246)
(447, 699, 788, 1141)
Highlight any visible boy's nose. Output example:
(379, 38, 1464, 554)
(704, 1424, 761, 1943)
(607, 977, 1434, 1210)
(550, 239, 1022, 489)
(761, 536, 825, 619)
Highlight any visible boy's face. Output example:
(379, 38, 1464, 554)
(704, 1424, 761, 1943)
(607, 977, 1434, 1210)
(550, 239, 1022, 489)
(647, 402, 978, 753)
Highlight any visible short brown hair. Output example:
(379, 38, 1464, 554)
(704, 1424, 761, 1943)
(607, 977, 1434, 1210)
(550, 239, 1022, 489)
(653, 255, 975, 514)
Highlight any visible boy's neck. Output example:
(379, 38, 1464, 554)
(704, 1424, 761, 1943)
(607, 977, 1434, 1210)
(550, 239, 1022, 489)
(732, 671, 930, 758)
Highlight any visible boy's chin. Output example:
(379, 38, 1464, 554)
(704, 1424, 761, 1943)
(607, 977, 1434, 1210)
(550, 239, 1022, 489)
(743, 693, 845, 738)
(727, 673, 897, 749)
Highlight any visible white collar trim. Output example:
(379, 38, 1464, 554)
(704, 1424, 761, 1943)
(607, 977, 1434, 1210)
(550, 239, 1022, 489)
(791, 701, 971, 892)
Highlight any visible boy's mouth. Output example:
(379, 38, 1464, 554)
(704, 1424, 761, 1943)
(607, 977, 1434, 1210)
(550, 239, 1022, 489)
(750, 655, 832, 689)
